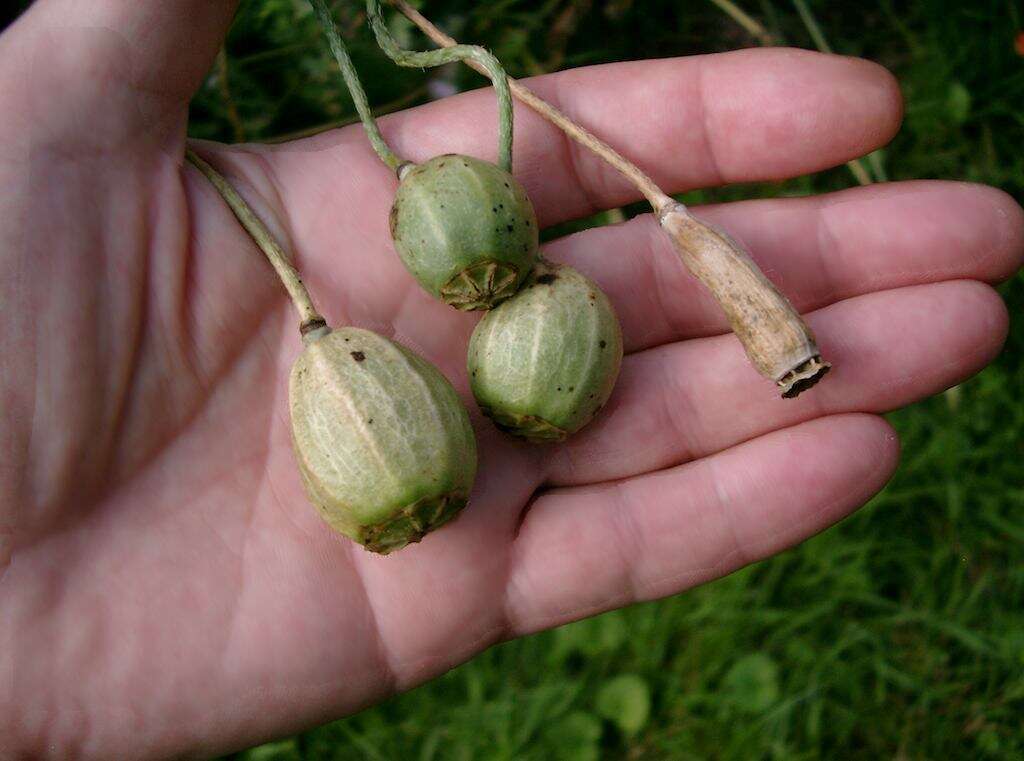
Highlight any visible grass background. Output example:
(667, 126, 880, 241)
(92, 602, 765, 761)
(6, 0, 1017, 758)
(202, 1, 1023, 759)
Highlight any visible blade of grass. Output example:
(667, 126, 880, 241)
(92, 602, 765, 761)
(708, 0, 777, 45)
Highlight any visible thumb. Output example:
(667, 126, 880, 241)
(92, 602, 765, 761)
(0, 1, 238, 151)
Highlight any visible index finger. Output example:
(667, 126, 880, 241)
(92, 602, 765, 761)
(270, 47, 903, 227)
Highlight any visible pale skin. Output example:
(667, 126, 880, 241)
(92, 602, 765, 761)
(1, 2, 1022, 759)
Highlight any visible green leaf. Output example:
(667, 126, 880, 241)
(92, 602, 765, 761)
(542, 711, 603, 761)
(946, 81, 972, 125)
(552, 612, 627, 663)
(595, 674, 651, 737)
(241, 739, 302, 761)
(722, 653, 780, 714)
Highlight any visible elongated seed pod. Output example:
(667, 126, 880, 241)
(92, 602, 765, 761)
(468, 260, 623, 441)
(660, 204, 829, 396)
(391, 154, 539, 310)
(291, 326, 478, 554)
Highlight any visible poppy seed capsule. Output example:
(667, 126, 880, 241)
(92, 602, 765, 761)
(390, 154, 539, 310)
(468, 260, 623, 442)
(290, 326, 477, 554)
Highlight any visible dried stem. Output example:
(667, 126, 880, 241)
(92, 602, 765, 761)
(392, 0, 829, 396)
(216, 47, 247, 143)
(791, 0, 833, 54)
(311, 0, 404, 172)
(184, 148, 327, 336)
(707, 0, 776, 45)
(366, 0, 514, 173)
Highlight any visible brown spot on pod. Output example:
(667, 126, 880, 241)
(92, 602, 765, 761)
(389, 202, 400, 237)
(351, 351, 366, 362)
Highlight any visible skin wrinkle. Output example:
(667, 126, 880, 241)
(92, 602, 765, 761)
(392, 626, 503, 691)
(196, 447, 255, 677)
(344, 543, 400, 699)
(88, 160, 293, 484)
(245, 148, 303, 268)
(606, 480, 645, 608)
(98, 308, 284, 534)
(654, 351, 703, 467)
(552, 98, 605, 219)
(814, 197, 853, 306)
(175, 166, 217, 395)
(20, 156, 121, 541)
(646, 218, 704, 343)
(694, 56, 727, 188)
(705, 455, 751, 570)
(8, 533, 91, 755)
(102, 162, 155, 496)
(190, 145, 300, 264)
(213, 526, 262, 732)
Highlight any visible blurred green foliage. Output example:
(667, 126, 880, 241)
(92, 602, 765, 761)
(182, 0, 1021, 758)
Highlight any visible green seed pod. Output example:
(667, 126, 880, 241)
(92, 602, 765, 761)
(290, 326, 477, 553)
(390, 154, 539, 310)
(467, 260, 623, 442)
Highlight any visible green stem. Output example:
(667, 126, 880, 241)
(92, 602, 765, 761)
(366, 0, 514, 172)
(791, 0, 833, 54)
(184, 148, 327, 334)
(310, 0, 405, 172)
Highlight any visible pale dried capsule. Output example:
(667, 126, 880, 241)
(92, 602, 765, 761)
(660, 203, 829, 397)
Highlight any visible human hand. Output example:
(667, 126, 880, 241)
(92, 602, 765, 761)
(2, 2, 1022, 758)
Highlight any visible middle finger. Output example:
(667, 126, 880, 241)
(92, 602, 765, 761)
(543, 278, 1008, 486)
(546, 180, 1022, 353)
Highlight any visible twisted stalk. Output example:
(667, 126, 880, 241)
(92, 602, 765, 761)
(185, 148, 327, 337)
(390, 0, 828, 397)
(365, 0, 514, 173)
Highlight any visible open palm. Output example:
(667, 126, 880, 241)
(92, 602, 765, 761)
(2, 2, 1022, 759)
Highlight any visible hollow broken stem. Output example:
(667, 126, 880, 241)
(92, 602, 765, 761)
(659, 203, 829, 396)
(391, 0, 829, 397)
(185, 148, 327, 335)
